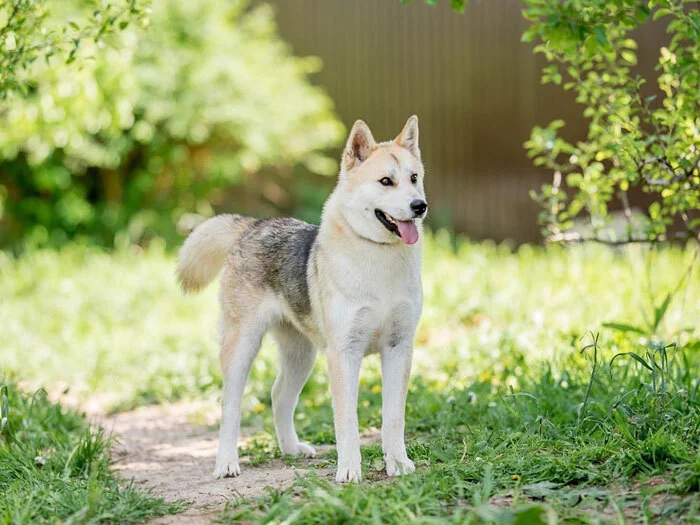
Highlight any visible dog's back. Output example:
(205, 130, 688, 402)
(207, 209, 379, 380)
(177, 215, 319, 320)
(234, 218, 319, 319)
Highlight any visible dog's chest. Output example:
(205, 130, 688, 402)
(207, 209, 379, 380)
(362, 297, 418, 354)
(318, 247, 422, 352)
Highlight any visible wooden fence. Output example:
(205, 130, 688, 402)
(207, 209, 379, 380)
(271, 0, 666, 242)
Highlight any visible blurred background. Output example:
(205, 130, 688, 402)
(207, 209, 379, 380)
(0, 0, 668, 249)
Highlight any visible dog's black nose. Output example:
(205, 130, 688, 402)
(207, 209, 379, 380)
(410, 199, 427, 217)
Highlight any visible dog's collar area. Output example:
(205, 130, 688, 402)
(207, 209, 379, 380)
(374, 209, 402, 238)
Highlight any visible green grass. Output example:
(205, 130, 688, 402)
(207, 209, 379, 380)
(225, 343, 699, 523)
(0, 382, 179, 524)
(1, 233, 698, 523)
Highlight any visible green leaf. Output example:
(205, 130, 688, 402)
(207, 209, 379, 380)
(602, 322, 646, 335)
(594, 26, 608, 47)
(450, 0, 467, 13)
(653, 8, 672, 21)
(652, 293, 673, 331)
(611, 352, 654, 371)
(621, 50, 637, 65)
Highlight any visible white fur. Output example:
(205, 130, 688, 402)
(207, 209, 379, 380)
(313, 220, 422, 482)
(213, 294, 283, 478)
(177, 215, 241, 293)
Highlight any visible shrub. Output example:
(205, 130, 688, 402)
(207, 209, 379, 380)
(0, 0, 343, 248)
(523, 0, 699, 244)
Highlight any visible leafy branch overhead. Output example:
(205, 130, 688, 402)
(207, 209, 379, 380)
(412, 0, 699, 245)
(524, 0, 699, 245)
(0, 0, 150, 100)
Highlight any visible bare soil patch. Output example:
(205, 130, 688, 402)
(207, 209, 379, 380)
(100, 402, 334, 524)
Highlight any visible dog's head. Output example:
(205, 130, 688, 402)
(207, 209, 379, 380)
(334, 116, 427, 245)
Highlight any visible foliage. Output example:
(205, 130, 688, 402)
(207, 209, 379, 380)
(0, 381, 178, 524)
(0, 0, 343, 249)
(0, 0, 149, 100)
(523, 0, 700, 244)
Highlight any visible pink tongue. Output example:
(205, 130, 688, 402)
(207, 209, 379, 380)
(396, 221, 419, 244)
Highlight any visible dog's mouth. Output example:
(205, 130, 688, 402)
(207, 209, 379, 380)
(374, 209, 419, 245)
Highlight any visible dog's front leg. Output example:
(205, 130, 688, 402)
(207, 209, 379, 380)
(327, 346, 363, 482)
(381, 343, 415, 477)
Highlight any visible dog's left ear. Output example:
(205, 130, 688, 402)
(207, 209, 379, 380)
(394, 115, 420, 159)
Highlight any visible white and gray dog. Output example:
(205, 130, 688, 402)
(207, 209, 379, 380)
(177, 116, 427, 482)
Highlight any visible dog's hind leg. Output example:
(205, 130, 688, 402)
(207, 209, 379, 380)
(213, 312, 266, 478)
(271, 323, 317, 457)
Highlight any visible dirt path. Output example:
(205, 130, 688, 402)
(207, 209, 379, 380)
(101, 402, 334, 524)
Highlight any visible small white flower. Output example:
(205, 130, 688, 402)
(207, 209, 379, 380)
(34, 456, 46, 466)
(488, 401, 497, 408)
(475, 457, 482, 461)
(467, 392, 477, 404)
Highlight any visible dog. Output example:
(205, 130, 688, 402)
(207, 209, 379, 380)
(177, 116, 427, 482)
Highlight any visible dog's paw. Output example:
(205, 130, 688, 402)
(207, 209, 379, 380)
(386, 456, 415, 477)
(335, 461, 362, 483)
(213, 458, 241, 478)
(281, 441, 317, 458)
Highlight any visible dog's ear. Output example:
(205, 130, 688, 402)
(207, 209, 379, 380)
(342, 120, 376, 171)
(394, 115, 420, 159)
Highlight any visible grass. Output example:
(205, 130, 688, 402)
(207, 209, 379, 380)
(1, 232, 698, 523)
(0, 382, 178, 524)
(225, 342, 699, 523)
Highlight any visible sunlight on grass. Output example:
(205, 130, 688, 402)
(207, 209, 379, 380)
(1, 233, 698, 522)
(1, 233, 697, 411)
(0, 382, 178, 524)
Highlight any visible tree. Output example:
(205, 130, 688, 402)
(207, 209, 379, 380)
(414, 0, 700, 245)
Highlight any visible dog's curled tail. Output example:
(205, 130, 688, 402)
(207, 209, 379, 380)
(177, 214, 250, 293)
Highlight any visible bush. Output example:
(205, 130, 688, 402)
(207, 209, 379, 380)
(0, 0, 343, 249)
(523, 0, 700, 244)
(0, 0, 148, 100)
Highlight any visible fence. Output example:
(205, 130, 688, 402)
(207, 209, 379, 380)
(271, 0, 665, 242)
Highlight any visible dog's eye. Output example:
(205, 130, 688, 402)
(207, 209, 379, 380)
(379, 177, 394, 187)
(410, 173, 418, 184)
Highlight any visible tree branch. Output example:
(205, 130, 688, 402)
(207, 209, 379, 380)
(546, 231, 696, 246)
